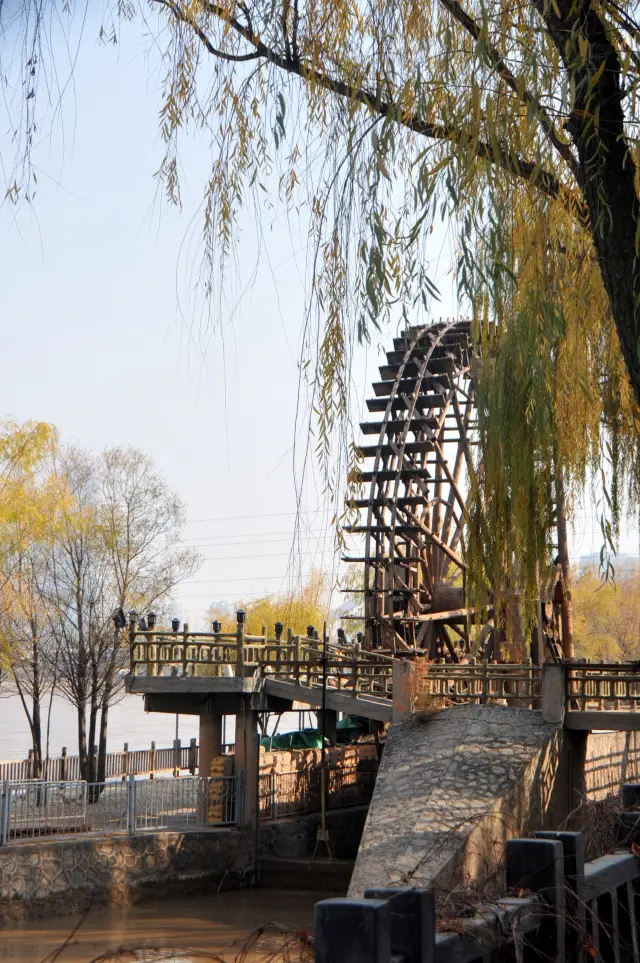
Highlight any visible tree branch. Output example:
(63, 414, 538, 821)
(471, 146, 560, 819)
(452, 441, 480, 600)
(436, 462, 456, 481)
(437, 0, 581, 181)
(153, 0, 589, 222)
(155, 0, 261, 61)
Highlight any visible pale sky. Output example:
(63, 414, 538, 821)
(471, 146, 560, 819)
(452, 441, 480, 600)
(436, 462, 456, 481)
(0, 5, 634, 628)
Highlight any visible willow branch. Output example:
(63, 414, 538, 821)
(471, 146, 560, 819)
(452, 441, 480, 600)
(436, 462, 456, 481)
(437, 0, 581, 180)
(154, 0, 589, 222)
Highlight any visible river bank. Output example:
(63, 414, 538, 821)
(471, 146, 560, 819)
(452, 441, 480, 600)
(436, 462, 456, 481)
(0, 887, 326, 962)
(0, 693, 313, 762)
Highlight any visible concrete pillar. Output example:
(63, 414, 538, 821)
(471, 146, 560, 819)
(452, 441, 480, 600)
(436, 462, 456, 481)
(199, 711, 222, 778)
(392, 660, 416, 723)
(318, 708, 338, 745)
(234, 702, 260, 857)
(541, 664, 565, 725)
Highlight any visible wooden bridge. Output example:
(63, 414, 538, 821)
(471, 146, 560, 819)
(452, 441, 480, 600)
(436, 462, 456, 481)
(126, 615, 640, 732)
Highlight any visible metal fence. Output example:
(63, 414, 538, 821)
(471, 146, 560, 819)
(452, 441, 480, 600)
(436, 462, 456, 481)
(314, 820, 640, 963)
(0, 775, 239, 844)
(258, 765, 377, 820)
(0, 739, 236, 783)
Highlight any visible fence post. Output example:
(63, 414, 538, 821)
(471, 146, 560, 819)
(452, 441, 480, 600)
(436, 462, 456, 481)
(0, 781, 9, 846)
(535, 831, 585, 963)
(541, 664, 566, 725)
(188, 737, 197, 775)
(60, 747, 67, 782)
(363, 889, 435, 963)
(173, 738, 181, 778)
(271, 770, 277, 819)
(236, 610, 246, 678)
(182, 623, 190, 677)
(236, 771, 244, 825)
(392, 661, 416, 723)
(481, 659, 489, 704)
(126, 774, 137, 834)
(149, 741, 156, 779)
(315, 899, 391, 963)
(123, 742, 130, 783)
(506, 837, 565, 963)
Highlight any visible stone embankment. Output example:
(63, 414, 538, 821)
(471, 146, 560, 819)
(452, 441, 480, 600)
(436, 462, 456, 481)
(0, 829, 253, 924)
(349, 704, 564, 897)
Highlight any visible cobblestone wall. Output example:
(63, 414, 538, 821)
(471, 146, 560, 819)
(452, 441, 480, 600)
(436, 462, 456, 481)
(259, 804, 368, 860)
(0, 829, 253, 925)
(349, 704, 564, 897)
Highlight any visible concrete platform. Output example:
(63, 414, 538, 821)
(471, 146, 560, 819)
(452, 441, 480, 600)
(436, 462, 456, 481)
(127, 674, 392, 722)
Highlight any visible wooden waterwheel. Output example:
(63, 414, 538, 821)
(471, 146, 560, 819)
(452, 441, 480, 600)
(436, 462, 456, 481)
(343, 319, 568, 662)
(343, 320, 479, 658)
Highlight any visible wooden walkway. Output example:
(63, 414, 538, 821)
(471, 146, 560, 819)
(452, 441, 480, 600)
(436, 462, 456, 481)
(127, 621, 640, 731)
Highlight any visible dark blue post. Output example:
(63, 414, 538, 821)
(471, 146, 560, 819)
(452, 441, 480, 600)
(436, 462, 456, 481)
(622, 784, 640, 808)
(535, 831, 585, 962)
(364, 888, 435, 963)
(315, 898, 391, 963)
(507, 838, 565, 962)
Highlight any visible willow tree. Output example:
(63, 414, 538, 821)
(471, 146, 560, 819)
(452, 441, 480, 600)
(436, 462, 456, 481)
(7, 0, 640, 636)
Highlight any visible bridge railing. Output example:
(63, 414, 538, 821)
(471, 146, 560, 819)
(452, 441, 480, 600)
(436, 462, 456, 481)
(418, 661, 542, 708)
(314, 822, 640, 963)
(566, 662, 640, 711)
(129, 620, 396, 696)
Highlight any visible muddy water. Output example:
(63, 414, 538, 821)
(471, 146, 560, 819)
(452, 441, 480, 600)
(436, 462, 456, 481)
(0, 888, 330, 962)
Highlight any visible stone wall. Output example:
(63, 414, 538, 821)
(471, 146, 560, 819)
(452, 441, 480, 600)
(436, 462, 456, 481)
(259, 805, 368, 860)
(348, 704, 565, 898)
(0, 829, 253, 925)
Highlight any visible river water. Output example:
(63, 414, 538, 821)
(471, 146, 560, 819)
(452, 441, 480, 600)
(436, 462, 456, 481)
(0, 693, 315, 762)
(0, 888, 328, 962)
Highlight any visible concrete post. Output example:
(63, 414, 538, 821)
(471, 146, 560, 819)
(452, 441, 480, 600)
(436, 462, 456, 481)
(199, 712, 223, 778)
(392, 660, 416, 723)
(506, 838, 565, 963)
(234, 702, 260, 880)
(541, 663, 565, 725)
(315, 898, 391, 963)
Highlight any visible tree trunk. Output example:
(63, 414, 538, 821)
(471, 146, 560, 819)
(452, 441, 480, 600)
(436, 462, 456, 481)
(97, 694, 110, 785)
(536, 0, 640, 407)
(31, 694, 42, 779)
(555, 470, 575, 660)
(77, 706, 88, 781)
(87, 696, 98, 783)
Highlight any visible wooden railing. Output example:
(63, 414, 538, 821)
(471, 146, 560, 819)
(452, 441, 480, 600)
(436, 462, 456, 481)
(0, 739, 235, 783)
(566, 662, 640, 711)
(129, 623, 395, 699)
(419, 661, 542, 708)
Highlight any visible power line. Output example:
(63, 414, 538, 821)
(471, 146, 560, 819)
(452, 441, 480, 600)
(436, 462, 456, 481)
(182, 528, 332, 543)
(194, 550, 337, 565)
(186, 508, 324, 524)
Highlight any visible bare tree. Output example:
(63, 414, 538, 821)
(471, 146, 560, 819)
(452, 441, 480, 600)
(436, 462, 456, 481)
(0, 543, 57, 776)
(46, 447, 111, 782)
(45, 446, 200, 782)
(94, 446, 200, 782)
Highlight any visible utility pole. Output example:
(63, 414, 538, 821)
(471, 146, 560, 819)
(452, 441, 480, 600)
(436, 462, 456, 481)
(310, 621, 332, 867)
